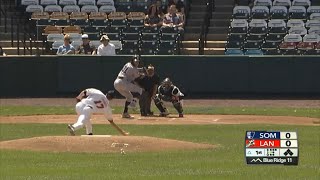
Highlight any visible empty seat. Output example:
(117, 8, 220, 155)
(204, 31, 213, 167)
(279, 34, 302, 49)
(78, 0, 96, 6)
(47, 33, 64, 42)
(63, 25, 81, 34)
(103, 26, 122, 34)
(263, 49, 283, 55)
(233, 6, 251, 19)
(287, 19, 305, 27)
(50, 12, 69, 26)
(26, 5, 44, 12)
(251, 6, 269, 19)
(43, 25, 62, 34)
(70, 12, 89, 26)
(115, 0, 133, 12)
(142, 26, 160, 34)
(270, 6, 288, 19)
(297, 34, 320, 50)
(225, 49, 244, 55)
(247, 34, 265, 42)
(292, 0, 311, 7)
(268, 19, 287, 34)
(141, 33, 159, 41)
(63, 5, 80, 13)
(273, 0, 291, 8)
(52, 41, 64, 50)
(108, 12, 127, 27)
(245, 49, 264, 55)
(289, 26, 307, 35)
(230, 19, 248, 34)
(310, 13, 320, 20)
(227, 34, 246, 41)
(261, 41, 281, 50)
(308, 27, 320, 35)
(127, 12, 145, 27)
(265, 33, 285, 42)
(289, 6, 307, 20)
(305, 20, 320, 29)
(99, 5, 116, 13)
(254, 0, 272, 7)
(59, 0, 77, 5)
(97, 0, 115, 6)
(81, 5, 99, 13)
(248, 19, 267, 35)
(226, 41, 244, 49)
(44, 5, 62, 12)
(141, 40, 158, 49)
(31, 12, 53, 26)
(40, 0, 57, 5)
(22, 0, 39, 5)
(243, 41, 263, 49)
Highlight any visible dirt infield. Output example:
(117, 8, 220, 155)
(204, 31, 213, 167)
(0, 136, 215, 153)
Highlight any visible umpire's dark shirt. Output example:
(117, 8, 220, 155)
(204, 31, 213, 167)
(138, 74, 160, 93)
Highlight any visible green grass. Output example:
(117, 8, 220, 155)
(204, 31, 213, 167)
(1, 106, 320, 118)
(0, 124, 319, 179)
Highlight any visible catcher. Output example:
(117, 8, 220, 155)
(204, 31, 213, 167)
(68, 88, 129, 136)
(154, 78, 184, 117)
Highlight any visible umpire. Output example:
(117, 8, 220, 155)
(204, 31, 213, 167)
(138, 64, 160, 116)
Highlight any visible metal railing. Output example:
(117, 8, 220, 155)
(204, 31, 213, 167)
(0, 1, 8, 32)
(199, 0, 215, 55)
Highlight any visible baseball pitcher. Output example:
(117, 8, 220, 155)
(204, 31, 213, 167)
(114, 55, 143, 119)
(68, 88, 117, 135)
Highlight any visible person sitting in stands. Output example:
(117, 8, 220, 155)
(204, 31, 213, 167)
(162, 5, 184, 33)
(56, 34, 75, 55)
(145, 4, 163, 27)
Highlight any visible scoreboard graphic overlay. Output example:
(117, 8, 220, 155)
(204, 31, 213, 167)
(245, 131, 299, 165)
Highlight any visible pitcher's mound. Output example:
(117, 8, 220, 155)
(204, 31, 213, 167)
(0, 136, 216, 153)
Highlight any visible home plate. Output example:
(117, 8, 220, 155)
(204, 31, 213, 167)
(81, 135, 112, 137)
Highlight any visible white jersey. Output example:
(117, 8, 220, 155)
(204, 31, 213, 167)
(80, 88, 112, 120)
(117, 62, 140, 82)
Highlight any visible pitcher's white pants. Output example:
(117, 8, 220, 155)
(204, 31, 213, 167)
(72, 102, 93, 134)
(114, 78, 142, 102)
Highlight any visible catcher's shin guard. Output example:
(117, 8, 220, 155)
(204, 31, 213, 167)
(154, 95, 166, 113)
(172, 100, 183, 114)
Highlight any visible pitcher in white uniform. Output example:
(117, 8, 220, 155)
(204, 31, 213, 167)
(114, 55, 143, 119)
(67, 88, 115, 136)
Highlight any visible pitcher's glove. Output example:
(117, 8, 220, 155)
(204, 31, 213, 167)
(76, 98, 81, 102)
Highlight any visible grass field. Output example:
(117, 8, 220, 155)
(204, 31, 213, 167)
(0, 106, 319, 179)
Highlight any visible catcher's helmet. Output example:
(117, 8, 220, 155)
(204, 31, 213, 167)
(162, 78, 172, 87)
(106, 90, 115, 99)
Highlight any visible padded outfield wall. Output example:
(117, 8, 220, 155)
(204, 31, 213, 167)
(0, 55, 319, 97)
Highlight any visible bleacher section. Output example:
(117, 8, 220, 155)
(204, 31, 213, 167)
(225, 0, 320, 55)
(22, 0, 181, 55)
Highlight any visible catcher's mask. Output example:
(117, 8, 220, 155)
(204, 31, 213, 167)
(106, 90, 115, 100)
(131, 55, 140, 67)
(162, 78, 172, 89)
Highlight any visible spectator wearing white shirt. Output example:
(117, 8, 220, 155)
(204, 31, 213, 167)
(97, 35, 116, 56)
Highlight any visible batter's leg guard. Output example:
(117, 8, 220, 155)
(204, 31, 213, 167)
(154, 94, 167, 114)
(172, 100, 183, 116)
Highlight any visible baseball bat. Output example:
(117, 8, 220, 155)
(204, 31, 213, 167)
(109, 120, 129, 136)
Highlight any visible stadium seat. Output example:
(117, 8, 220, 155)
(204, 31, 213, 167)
(86, 33, 100, 40)
(268, 19, 287, 34)
(43, 25, 62, 34)
(121, 40, 139, 53)
(279, 34, 302, 50)
(307, 6, 320, 16)
(265, 33, 285, 42)
(108, 12, 127, 27)
(230, 19, 248, 34)
(89, 12, 108, 27)
(59, 0, 77, 6)
(225, 49, 244, 55)
(273, 0, 291, 8)
(31, 12, 53, 26)
(310, 13, 320, 20)
(115, 0, 133, 12)
(233, 6, 251, 19)
(305, 20, 320, 29)
(70, 12, 89, 27)
(156, 48, 176, 55)
(263, 49, 283, 55)
(243, 41, 263, 50)
(26, 5, 44, 12)
(63, 25, 81, 34)
(22, 0, 39, 5)
(297, 34, 319, 51)
(50, 12, 69, 27)
(308, 27, 320, 35)
(251, 6, 269, 20)
(40, 0, 57, 5)
(244, 49, 264, 55)
(99, 5, 116, 13)
(52, 41, 64, 50)
(248, 19, 267, 35)
(227, 34, 246, 41)
(261, 41, 281, 50)
(44, 5, 62, 12)
(83, 26, 100, 35)
(254, 0, 272, 7)
(270, 6, 288, 19)
(289, 6, 307, 20)
(287, 19, 305, 28)
(71, 40, 82, 49)
(97, 0, 115, 6)
(81, 5, 99, 13)
(288, 26, 307, 35)
(62, 5, 80, 13)
(226, 41, 244, 49)
(78, 0, 96, 6)
(47, 33, 64, 42)
(68, 33, 82, 41)
(127, 12, 145, 27)
(292, 0, 311, 7)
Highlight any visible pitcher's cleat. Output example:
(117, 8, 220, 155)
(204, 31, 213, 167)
(67, 124, 75, 136)
(122, 113, 134, 119)
(179, 114, 184, 118)
(87, 133, 93, 135)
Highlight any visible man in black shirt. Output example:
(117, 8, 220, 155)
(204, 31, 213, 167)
(77, 34, 96, 55)
(137, 65, 160, 116)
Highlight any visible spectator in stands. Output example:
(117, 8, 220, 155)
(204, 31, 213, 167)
(97, 35, 116, 56)
(162, 5, 184, 33)
(0, 46, 7, 56)
(56, 34, 75, 55)
(77, 34, 96, 55)
(145, 4, 163, 27)
(155, 0, 165, 17)
(168, 0, 185, 14)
